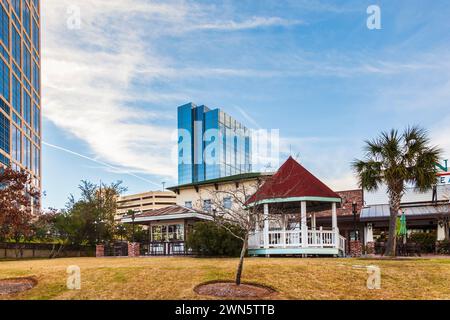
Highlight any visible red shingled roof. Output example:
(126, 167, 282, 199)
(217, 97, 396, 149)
(247, 157, 341, 204)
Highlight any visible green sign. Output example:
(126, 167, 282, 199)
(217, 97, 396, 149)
(436, 160, 448, 172)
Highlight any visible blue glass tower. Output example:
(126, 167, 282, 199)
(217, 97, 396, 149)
(178, 103, 252, 185)
(0, 1, 41, 200)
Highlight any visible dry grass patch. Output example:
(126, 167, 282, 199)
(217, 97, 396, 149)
(0, 257, 449, 300)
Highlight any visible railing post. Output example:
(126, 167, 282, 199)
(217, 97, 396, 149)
(263, 203, 269, 249)
(332, 202, 339, 249)
(319, 226, 323, 248)
(301, 201, 308, 248)
(282, 214, 286, 248)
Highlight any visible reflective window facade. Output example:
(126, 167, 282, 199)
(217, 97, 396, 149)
(178, 103, 252, 185)
(0, 0, 41, 192)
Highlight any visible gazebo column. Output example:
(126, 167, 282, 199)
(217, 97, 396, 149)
(301, 201, 308, 247)
(311, 213, 317, 245)
(311, 213, 316, 230)
(332, 202, 339, 248)
(263, 203, 269, 249)
(281, 214, 286, 248)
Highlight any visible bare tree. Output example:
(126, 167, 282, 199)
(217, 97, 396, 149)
(196, 176, 279, 285)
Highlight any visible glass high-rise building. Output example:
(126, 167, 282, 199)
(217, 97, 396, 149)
(178, 103, 252, 185)
(0, 1, 41, 202)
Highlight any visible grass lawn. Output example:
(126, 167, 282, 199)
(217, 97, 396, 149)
(1, 257, 449, 300)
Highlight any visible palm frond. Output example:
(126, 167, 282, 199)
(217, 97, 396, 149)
(351, 159, 383, 191)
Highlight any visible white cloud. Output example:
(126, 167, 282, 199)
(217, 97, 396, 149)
(43, 0, 303, 181)
(431, 116, 450, 162)
(43, 0, 182, 179)
(193, 16, 303, 31)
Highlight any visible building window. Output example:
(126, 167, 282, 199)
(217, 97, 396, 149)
(168, 224, 184, 241)
(23, 136, 31, 168)
(12, 76, 21, 114)
(0, 59, 9, 101)
(32, 60, 39, 92)
(151, 224, 184, 242)
(12, 0, 20, 16)
(33, 103, 39, 133)
(32, 144, 39, 176)
(12, 26, 21, 65)
(203, 199, 212, 212)
(0, 112, 9, 155)
(22, 0, 30, 35)
(23, 46, 31, 80)
(151, 225, 164, 242)
(0, 5, 8, 48)
(184, 201, 192, 208)
(0, 152, 8, 165)
(23, 89, 31, 125)
(32, 18, 39, 53)
(223, 197, 232, 209)
(12, 125, 21, 163)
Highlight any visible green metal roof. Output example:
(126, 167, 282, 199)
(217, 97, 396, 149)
(167, 172, 271, 190)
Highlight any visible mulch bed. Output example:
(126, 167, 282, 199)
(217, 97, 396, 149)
(194, 281, 276, 298)
(0, 277, 37, 295)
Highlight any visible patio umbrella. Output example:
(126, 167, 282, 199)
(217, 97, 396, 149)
(399, 210, 407, 244)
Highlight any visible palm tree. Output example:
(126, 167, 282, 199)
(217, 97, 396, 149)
(353, 126, 441, 256)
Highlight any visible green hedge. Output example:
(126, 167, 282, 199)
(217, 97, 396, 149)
(186, 221, 244, 257)
(409, 232, 436, 253)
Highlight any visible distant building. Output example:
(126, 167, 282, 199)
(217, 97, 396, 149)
(177, 102, 252, 185)
(168, 172, 272, 211)
(361, 184, 450, 244)
(116, 191, 177, 217)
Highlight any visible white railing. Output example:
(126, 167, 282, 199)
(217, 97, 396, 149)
(249, 229, 347, 253)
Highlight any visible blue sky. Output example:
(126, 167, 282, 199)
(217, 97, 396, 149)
(41, 0, 450, 209)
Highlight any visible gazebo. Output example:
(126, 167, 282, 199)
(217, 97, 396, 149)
(246, 157, 346, 256)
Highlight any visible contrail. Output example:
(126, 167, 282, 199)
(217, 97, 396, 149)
(233, 105, 262, 130)
(42, 141, 162, 187)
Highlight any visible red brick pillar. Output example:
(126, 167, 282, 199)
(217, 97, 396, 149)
(96, 244, 105, 257)
(128, 242, 140, 257)
(349, 240, 362, 257)
(366, 241, 375, 254)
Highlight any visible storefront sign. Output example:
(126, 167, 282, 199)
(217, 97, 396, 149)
(436, 160, 449, 185)
(438, 175, 450, 185)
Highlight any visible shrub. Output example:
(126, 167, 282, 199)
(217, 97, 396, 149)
(436, 240, 450, 254)
(409, 232, 436, 253)
(186, 221, 245, 257)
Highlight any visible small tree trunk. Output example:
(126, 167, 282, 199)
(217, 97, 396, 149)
(235, 233, 248, 286)
(385, 192, 401, 256)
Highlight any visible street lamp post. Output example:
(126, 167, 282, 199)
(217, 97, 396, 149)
(131, 211, 136, 243)
(93, 220, 99, 244)
(352, 201, 358, 241)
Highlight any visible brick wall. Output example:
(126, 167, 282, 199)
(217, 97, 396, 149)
(349, 240, 362, 257)
(366, 241, 375, 254)
(128, 242, 140, 257)
(96, 244, 105, 257)
(315, 189, 363, 218)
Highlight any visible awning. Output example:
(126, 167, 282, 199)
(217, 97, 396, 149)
(360, 204, 450, 221)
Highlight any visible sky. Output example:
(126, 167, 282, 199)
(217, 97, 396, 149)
(41, 0, 450, 209)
